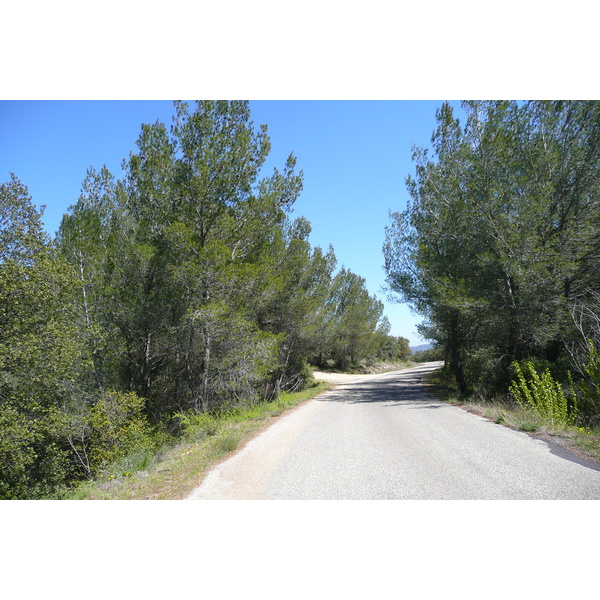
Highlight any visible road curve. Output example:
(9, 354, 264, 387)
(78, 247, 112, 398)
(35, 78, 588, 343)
(186, 362, 600, 500)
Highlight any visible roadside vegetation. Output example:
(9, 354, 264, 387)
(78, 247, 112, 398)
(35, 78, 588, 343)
(313, 335, 415, 374)
(423, 364, 600, 464)
(61, 381, 330, 500)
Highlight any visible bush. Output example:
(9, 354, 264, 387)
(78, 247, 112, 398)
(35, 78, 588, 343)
(0, 403, 40, 499)
(0, 403, 77, 499)
(176, 410, 220, 442)
(509, 362, 577, 427)
(64, 390, 153, 477)
(463, 348, 506, 397)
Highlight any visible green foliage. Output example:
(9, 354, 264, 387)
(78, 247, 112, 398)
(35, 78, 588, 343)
(384, 100, 600, 410)
(582, 340, 600, 390)
(62, 388, 173, 485)
(177, 410, 220, 441)
(317, 267, 387, 370)
(1, 397, 73, 498)
(2, 102, 396, 498)
(568, 340, 600, 426)
(0, 175, 90, 498)
(0, 403, 40, 498)
(579, 340, 600, 414)
(0, 173, 49, 261)
(87, 391, 151, 470)
(509, 362, 577, 427)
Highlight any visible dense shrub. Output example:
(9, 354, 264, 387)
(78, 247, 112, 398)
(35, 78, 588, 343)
(509, 362, 578, 427)
(64, 390, 153, 477)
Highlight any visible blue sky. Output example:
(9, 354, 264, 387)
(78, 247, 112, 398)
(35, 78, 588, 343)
(0, 100, 464, 346)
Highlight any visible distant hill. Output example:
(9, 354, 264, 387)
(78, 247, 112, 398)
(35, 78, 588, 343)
(410, 344, 433, 353)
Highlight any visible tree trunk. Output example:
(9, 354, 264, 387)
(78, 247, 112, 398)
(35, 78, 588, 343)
(448, 316, 467, 395)
(199, 326, 211, 412)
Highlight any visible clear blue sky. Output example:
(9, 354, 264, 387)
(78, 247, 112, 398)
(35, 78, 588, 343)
(0, 100, 464, 346)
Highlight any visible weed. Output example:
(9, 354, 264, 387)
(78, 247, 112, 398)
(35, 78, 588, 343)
(446, 392, 462, 405)
(176, 411, 220, 441)
(518, 421, 539, 432)
(217, 431, 242, 453)
(115, 450, 154, 474)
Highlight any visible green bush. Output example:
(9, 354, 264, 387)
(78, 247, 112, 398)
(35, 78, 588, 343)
(0, 403, 77, 499)
(509, 362, 577, 427)
(176, 410, 220, 441)
(0, 403, 40, 498)
(463, 348, 506, 397)
(88, 391, 150, 465)
(64, 390, 154, 477)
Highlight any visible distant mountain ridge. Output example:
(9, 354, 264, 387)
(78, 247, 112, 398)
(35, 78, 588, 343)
(410, 344, 433, 353)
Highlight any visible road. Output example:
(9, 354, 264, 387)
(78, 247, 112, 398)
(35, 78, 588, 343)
(186, 362, 600, 500)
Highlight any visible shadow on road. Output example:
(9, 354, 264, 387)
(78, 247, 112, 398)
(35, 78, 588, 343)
(316, 374, 445, 409)
(535, 436, 600, 472)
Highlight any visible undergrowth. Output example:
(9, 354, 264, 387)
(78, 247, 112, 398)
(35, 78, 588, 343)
(509, 362, 577, 427)
(61, 381, 330, 500)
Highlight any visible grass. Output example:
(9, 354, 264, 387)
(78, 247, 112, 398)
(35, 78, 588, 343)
(62, 381, 331, 500)
(423, 367, 600, 464)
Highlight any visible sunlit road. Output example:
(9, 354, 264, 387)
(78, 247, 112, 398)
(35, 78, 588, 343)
(186, 362, 600, 500)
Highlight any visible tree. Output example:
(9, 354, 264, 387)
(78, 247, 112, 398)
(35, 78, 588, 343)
(56, 165, 129, 391)
(384, 100, 600, 400)
(326, 268, 386, 370)
(253, 216, 337, 392)
(58, 101, 307, 417)
(377, 333, 413, 363)
(383, 103, 476, 392)
(0, 175, 88, 497)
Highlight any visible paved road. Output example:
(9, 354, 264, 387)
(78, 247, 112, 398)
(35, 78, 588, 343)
(186, 362, 600, 500)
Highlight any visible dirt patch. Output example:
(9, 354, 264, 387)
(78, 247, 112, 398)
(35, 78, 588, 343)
(312, 371, 373, 385)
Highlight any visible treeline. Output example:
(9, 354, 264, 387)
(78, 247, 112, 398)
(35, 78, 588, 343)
(1, 101, 406, 498)
(384, 100, 600, 422)
(411, 347, 445, 363)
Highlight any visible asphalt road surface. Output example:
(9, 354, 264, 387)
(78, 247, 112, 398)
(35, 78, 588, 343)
(186, 362, 600, 500)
